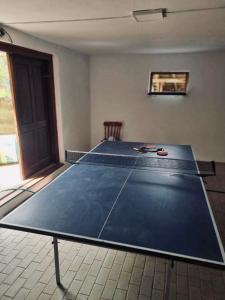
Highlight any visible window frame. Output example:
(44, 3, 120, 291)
(148, 71, 189, 96)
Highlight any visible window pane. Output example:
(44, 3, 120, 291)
(0, 51, 16, 134)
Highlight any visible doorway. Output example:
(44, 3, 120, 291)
(0, 51, 21, 191)
(0, 43, 59, 193)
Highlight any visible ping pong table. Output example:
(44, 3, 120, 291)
(0, 140, 224, 286)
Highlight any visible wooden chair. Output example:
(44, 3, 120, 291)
(103, 121, 122, 141)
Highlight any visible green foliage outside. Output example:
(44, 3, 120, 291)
(0, 52, 16, 134)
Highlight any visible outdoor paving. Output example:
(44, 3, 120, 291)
(0, 164, 225, 299)
(0, 164, 22, 192)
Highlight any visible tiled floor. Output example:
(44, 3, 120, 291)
(0, 164, 225, 299)
(0, 229, 225, 300)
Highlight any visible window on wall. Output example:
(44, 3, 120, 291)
(148, 72, 189, 95)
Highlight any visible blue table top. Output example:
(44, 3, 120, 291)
(0, 141, 224, 267)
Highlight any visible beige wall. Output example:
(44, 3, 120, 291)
(2, 27, 90, 161)
(90, 52, 225, 162)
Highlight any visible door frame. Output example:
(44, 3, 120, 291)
(0, 41, 59, 177)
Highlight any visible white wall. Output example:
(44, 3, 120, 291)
(2, 27, 90, 161)
(1, 29, 225, 162)
(90, 52, 225, 161)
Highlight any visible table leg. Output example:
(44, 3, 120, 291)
(53, 237, 60, 285)
(164, 260, 174, 300)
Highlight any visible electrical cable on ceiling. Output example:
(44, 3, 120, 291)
(169, 6, 225, 15)
(4, 15, 131, 25)
(0, 27, 13, 43)
(2, 5, 225, 25)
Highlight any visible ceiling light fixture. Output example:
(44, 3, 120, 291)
(132, 8, 167, 22)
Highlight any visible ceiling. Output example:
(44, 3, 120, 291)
(1, 0, 225, 54)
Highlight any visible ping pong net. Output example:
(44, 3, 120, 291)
(65, 150, 216, 177)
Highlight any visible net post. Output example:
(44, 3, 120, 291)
(52, 237, 61, 285)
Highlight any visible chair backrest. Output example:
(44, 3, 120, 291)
(103, 121, 122, 141)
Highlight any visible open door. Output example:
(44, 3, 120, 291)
(8, 53, 59, 179)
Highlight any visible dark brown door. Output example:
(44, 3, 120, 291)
(9, 54, 58, 179)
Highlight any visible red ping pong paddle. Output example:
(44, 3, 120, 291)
(157, 150, 168, 156)
(144, 144, 156, 149)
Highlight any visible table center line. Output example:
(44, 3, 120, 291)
(97, 155, 139, 239)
